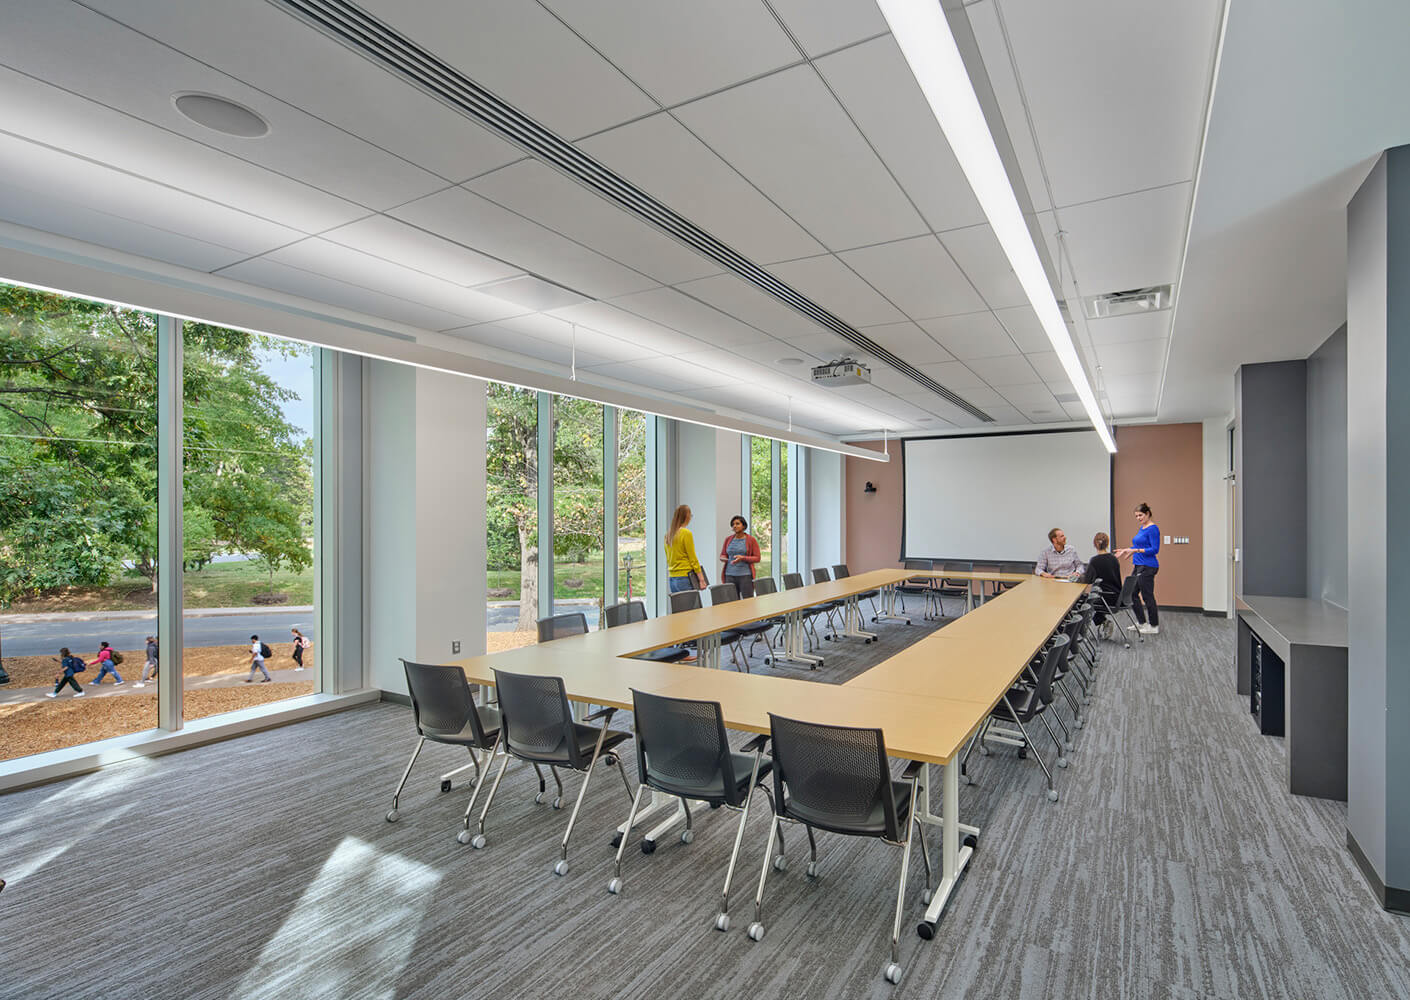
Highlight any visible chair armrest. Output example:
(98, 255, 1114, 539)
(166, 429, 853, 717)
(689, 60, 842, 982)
(741, 734, 769, 754)
(584, 706, 617, 723)
(902, 759, 925, 780)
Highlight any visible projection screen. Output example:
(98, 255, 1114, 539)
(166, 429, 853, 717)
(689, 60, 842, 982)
(901, 430, 1112, 563)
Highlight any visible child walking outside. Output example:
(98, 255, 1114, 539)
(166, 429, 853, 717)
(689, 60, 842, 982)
(47, 647, 86, 698)
(88, 641, 124, 685)
(245, 635, 272, 683)
(135, 636, 158, 688)
(290, 628, 311, 671)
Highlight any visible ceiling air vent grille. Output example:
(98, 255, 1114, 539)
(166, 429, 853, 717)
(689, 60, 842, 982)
(1083, 285, 1173, 320)
(271, 0, 992, 422)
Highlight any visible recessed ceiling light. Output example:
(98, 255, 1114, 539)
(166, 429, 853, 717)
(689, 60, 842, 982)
(777, 357, 805, 366)
(174, 93, 269, 137)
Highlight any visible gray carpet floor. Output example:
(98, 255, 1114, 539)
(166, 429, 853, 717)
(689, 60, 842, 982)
(2, 609, 1408, 1000)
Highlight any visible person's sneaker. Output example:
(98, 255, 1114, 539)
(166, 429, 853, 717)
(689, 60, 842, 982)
(133, 682, 145, 688)
(73, 691, 85, 697)
(45, 692, 57, 698)
(114, 680, 125, 685)
(260, 677, 272, 683)
(294, 667, 304, 672)
(243, 679, 253, 683)
(1138, 623, 1159, 635)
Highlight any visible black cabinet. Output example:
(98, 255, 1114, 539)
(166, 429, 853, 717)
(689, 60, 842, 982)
(1250, 634, 1285, 736)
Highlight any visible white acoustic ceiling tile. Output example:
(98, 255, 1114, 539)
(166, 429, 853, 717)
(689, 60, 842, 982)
(1038, 184, 1191, 295)
(939, 224, 1028, 310)
(467, 160, 720, 285)
(1062, 402, 1090, 421)
(775, 333, 857, 362)
(949, 385, 1007, 408)
(0, 132, 300, 256)
(362, 0, 658, 139)
(1092, 339, 1167, 376)
(1023, 352, 1069, 384)
(674, 65, 927, 251)
(916, 361, 988, 390)
(79, 0, 523, 183)
(965, 354, 1041, 387)
(220, 257, 486, 332)
(1086, 311, 1173, 345)
(992, 305, 1051, 354)
(443, 322, 615, 370)
(919, 399, 986, 428)
(671, 349, 801, 394)
(674, 273, 825, 341)
(815, 35, 987, 233)
(608, 287, 762, 347)
(840, 236, 986, 320)
(768, 0, 889, 57)
(0, 3, 446, 210)
(866, 368, 923, 394)
(1100, 372, 1162, 412)
(766, 255, 907, 326)
(321, 216, 522, 287)
(479, 313, 647, 365)
(998, 383, 1060, 406)
(580, 113, 824, 264)
(859, 322, 954, 365)
(582, 356, 733, 393)
(982, 403, 1028, 426)
(260, 239, 531, 324)
(918, 311, 1019, 360)
(545, 301, 708, 356)
(995, 0, 1220, 207)
(0, 67, 363, 235)
(720, 338, 819, 372)
(540, 0, 799, 106)
(392, 187, 658, 300)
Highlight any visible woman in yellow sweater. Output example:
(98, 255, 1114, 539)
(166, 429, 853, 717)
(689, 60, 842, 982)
(664, 504, 706, 594)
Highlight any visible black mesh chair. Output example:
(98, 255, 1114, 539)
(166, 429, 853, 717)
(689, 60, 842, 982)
(672, 588, 744, 669)
(832, 564, 880, 620)
(971, 563, 1001, 605)
(783, 572, 833, 647)
(896, 559, 936, 619)
(387, 659, 500, 823)
(1090, 574, 1143, 646)
(996, 562, 1028, 594)
(961, 633, 1069, 802)
(747, 714, 932, 985)
(608, 690, 774, 931)
(751, 576, 789, 661)
(537, 612, 588, 644)
(809, 568, 846, 636)
(463, 669, 634, 876)
(710, 582, 772, 668)
(936, 561, 974, 616)
(603, 601, 690, 663)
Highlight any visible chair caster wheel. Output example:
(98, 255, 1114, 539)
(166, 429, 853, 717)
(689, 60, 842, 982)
(805, 861, 818, 879)
(764, 658, 773, 666)
(1016, 748, 1028, 759)
(552, 797, 562, 810)
(607, 877, 622, 895)
(553, 860, 570, 877)
(471, 833, 487, 849)
(747, 922, 765, 942)
(1046, 789, 1059, 803)
(885, 963, 903, 984)
(680, 829, 695, 844)
(1064, 741, 1074, 752)
(385, 809, 399, 823)
(714, 913, 730, 932)
(963, 772, 975, 786)
(456, 829, 473, 845)
(440, 779, 452, 793)
(921, 889, 932, 904)
(962, 834, 978, 851)
(611, 831, 623, 849)
(535, 792, 546, 805)
(916, 921, 936, 941)
(641, 838, 657, 855)
(1057, 757, 1069, 769)
(978, 744, 990, 756)
(604, 756, 616, 766)
(772, 855, 787, 873)
(1074, 720, 1084, 729)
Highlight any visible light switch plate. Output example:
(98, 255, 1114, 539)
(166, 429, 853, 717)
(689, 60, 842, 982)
(451, 640, 461, 654)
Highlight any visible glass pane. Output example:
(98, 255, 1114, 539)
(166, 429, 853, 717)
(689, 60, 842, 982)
(552, 397, 605, 628)
(0, 282, 157, 759)
(486, 383, 539, 651)
(181, 327, 317, 720)
(751, 436, 772, 580)
(779, 443, 789, 575)
(616, 410, 648, 604)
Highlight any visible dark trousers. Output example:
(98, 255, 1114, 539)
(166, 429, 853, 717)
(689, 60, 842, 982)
(54, 674, 82, 694)
(293, 646, 304, 667)
(1131, 566, 1159, 626)
(728, 575, 755, 598)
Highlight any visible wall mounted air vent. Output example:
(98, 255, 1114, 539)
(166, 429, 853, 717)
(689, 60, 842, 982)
(1082, 285, 1173, 320)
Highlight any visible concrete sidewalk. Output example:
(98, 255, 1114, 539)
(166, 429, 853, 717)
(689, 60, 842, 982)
(1, 666, 315, 705)
(0, 606, 314, 625)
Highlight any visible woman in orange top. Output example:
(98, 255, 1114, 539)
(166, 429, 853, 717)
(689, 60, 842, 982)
(719, 514, 762, 598)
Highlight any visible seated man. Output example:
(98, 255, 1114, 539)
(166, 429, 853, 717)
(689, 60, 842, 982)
(1035, 527, 1085, 580)
(1083, 532, 1123, 634)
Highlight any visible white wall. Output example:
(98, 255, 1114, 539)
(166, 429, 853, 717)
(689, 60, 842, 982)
(808, 449, 844, 572)
(673, 422, 742, 583)
(1202, 416, 1231, 614)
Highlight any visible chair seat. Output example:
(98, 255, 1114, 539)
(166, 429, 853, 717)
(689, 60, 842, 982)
(647, 750, 774, 804)
(896, 583, 931, 595)
(782, 777, 913, 837)
(719, 629, 743, 644)
(995, 686, 1039, 721)
(733, 621, 773, 636)
(424, 705, 500, 748)
(641, 646, 691, 663)
(508, 723, 632, 765)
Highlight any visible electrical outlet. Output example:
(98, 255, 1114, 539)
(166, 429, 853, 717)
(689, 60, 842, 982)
(451, 640, 461, 655)
(1164, 535, 1171, 544)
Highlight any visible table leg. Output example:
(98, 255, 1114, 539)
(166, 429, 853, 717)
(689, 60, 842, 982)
(872, 583, 910, 625)
(840, 595, 878, 641)
(773, 609, 822, 668)
(916, 759, 978, 939)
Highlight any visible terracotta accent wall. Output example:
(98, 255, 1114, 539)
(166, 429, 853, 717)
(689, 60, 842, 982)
(1112, 423, 1204, 609)
(844, 440, 904, 571)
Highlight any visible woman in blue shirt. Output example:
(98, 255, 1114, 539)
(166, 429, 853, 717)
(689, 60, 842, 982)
(1116, 502, 1161, 634)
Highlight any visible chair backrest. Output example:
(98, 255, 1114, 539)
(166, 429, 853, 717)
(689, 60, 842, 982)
(709, 582, 740, 605)
(831, 564, 851, 579)
(782, 572, 805, 591)
(768, 713, 900, 841)
(902, 559, 933, 572)
(754, 576, 779, 596)
(1032, 634, 1070, 705)
(1115, 573, 1139, 609)
(537, 612, 588, 644)
(401, 659, 488, 743)
(631, 689, 742, 806)
(810, 567, 832, 584)
(670, 589, 702, 614)
(940, 561, 972, 587)
(492, 669, 581, 766)
(603, 600, 647, 629)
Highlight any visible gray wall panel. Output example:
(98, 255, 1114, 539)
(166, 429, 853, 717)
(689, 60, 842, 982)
(1235, 360, 1308, 597)
(1306, 326, 1348, 608)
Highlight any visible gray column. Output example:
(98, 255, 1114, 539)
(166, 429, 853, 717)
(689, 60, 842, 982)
(602, 406, 618, 608)
(315, 350, 364, 694)
(536, 392, 553, 621)
(1346, 147, 1410, 911)
(156, 316, 183, 730)
(1233, 360, 1307, 598)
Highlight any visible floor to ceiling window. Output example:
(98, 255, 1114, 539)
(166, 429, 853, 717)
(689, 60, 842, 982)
(551, 397, 605, 627)
(616, 409, 648, 605)
(180, 325, 317, 720)
(750, 435, 773, 580)
(485, 383, 540, 651)
(0, 282, 158, 760)
(779, 442, 790, 577)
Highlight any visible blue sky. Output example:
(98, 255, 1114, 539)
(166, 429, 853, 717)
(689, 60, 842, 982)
(256, 342, 315, 439)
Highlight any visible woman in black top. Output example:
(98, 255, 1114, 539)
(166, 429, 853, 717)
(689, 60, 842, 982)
(1084, 532, 1123, 636)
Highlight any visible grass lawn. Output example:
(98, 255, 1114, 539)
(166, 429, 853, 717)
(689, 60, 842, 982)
(485, 548, 774, 600)
(3, 560, 315, 614)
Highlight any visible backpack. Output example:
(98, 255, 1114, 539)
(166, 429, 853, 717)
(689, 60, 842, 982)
(260, 643, 273, 659)
(108, 649, 124, 665)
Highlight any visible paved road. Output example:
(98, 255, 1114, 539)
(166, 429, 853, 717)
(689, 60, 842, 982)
(0, 611, 316, 658)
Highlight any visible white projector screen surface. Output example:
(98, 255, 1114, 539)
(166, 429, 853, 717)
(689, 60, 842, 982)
(902, 431, 1111, 563)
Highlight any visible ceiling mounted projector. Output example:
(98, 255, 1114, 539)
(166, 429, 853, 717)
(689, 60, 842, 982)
(812, 358, 872, 387)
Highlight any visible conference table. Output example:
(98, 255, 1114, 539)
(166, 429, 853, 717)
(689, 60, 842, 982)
(452, 568, 1085, 937)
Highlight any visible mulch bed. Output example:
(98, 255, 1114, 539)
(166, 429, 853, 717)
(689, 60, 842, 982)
(1, 643, 315, 689)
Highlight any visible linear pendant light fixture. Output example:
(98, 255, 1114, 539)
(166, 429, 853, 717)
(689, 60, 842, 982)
(876, 0, 1117, 453)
